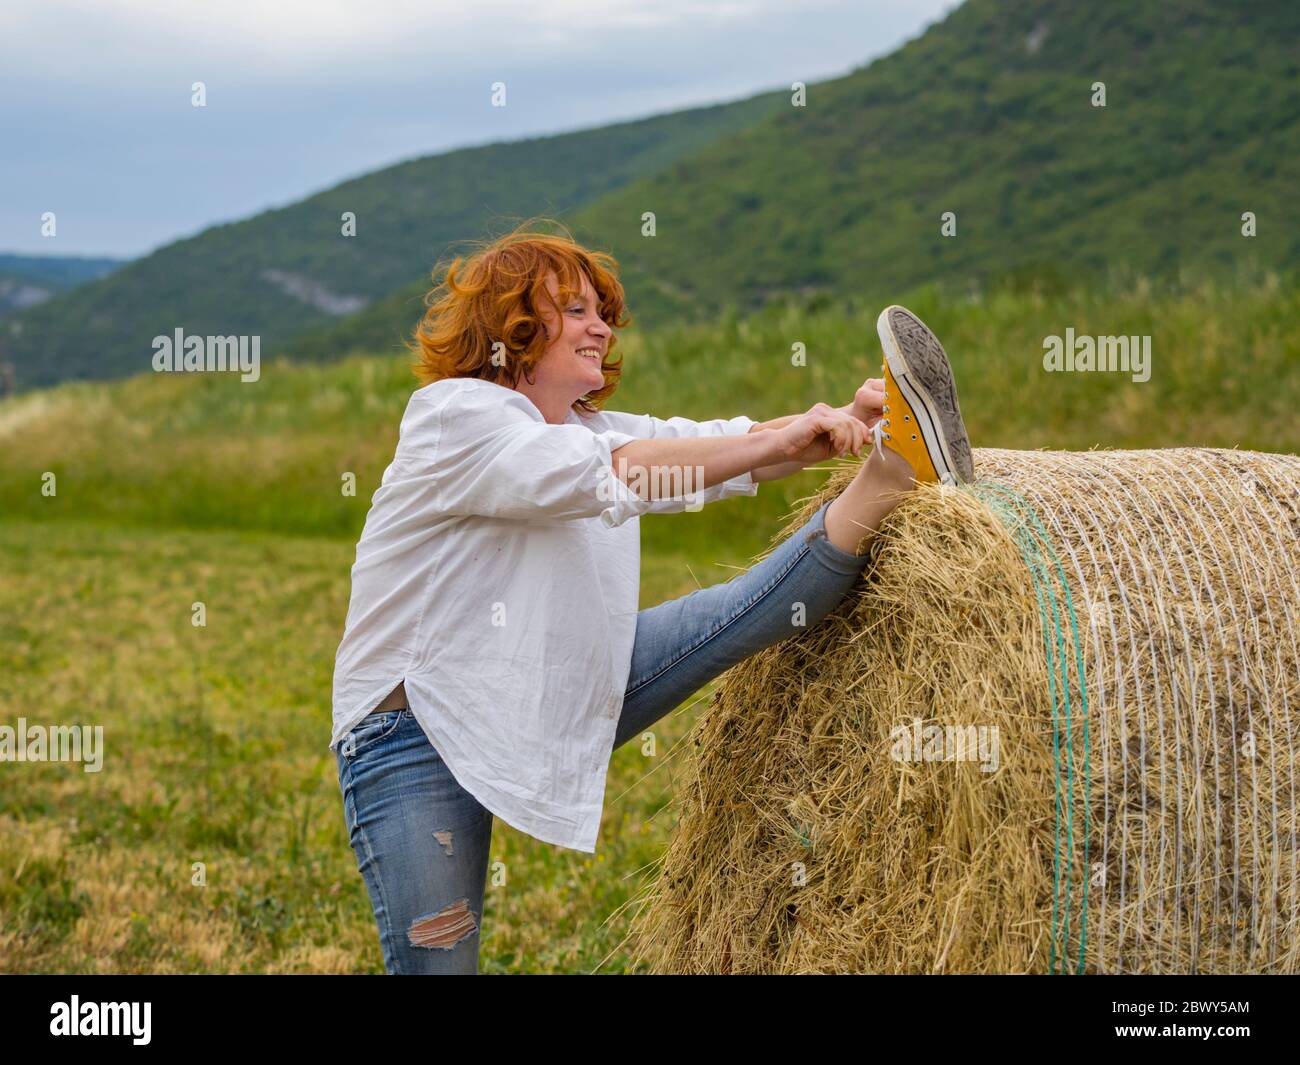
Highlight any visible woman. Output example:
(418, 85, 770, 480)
(329, 225, 973, 974)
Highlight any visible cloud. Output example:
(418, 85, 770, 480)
(1, 0, 960, 255)
(3, 0, 953, 80)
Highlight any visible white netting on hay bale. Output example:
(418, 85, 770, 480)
(628, 446, 1300, 974)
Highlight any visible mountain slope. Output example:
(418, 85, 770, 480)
(0, 254, 124, 315)
(0, 93, 784, 392)
(9, 0, 1298, 386)
(275, 0, 1300, 360)
(565, 0, 1300, 326)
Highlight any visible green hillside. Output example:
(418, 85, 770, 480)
(272, 0, 1300, 363)
(273, 274, 439, 363)
(568, 0, 1300, 326)
(0, 93, 784, 393)
(12, 1, 1299, 390)
(0, 254, 124, 316)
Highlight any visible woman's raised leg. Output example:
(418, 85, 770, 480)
(614, 301, 975, 748)
(613, 441, 914, 749)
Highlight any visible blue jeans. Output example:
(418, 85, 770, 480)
(335, 497, 873, 973)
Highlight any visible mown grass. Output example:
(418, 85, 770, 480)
(0, 518, 724, 973)
(0, 275, 1296, 972)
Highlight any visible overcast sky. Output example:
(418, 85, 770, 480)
(1, 0, 959, 259)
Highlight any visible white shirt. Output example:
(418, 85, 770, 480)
(329, 377, 758, 852)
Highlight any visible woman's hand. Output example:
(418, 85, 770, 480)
(843, 377, 885, 430)
(772, 403, 871, 463)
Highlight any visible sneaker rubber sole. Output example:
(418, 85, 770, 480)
(875, 305, 975, 485)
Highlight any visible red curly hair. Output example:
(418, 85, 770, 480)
(407, 220, 632, 414)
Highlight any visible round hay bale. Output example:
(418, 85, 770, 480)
(627, 446, 1300, 974)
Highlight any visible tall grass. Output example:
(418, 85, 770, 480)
(2, 273, 1295, 558)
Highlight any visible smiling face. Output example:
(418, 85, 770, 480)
(514, 270, 613, 422)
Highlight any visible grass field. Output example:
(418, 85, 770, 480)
(0, 519, 717, 972)
(1, 274, 1296, 972)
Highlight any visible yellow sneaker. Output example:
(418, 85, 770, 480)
(874, 305, 974, 485)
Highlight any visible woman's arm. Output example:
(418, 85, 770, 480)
(747, 413, 805, 433)
(745, 379, 886, 482)
(749, 447, 813, 482)
(609, 431, 785, 500)
(610, 404, 870, 501)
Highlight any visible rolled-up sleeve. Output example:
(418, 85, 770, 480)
(405, 385, 656, 527)
(596, 410, 760, 513)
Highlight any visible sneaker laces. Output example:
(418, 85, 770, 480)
(875, 394, 891, 446)
(872, 418, 886, 449)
